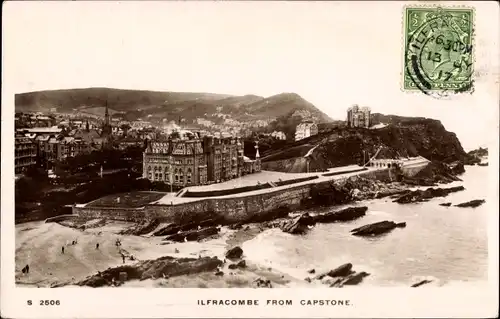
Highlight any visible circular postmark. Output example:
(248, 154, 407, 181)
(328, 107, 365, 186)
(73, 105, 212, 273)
(405, 8, 474, 98)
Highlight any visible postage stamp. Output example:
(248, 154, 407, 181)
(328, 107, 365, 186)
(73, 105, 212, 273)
(403, 6, 475, 96)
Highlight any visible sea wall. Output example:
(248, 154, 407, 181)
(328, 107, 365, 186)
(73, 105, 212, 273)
(73, 169, 392, 223)
(74, 206, 155, 222)
(73, 183, 313, 224)
(402, 162, 430, 177)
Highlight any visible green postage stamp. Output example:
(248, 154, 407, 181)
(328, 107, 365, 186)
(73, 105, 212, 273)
(403, 6, 474, 95)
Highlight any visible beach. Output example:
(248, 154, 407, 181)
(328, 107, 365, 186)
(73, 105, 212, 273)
(15, 165, 489, 288)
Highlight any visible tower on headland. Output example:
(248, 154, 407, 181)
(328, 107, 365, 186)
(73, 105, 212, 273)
(347, 105, 371, 128)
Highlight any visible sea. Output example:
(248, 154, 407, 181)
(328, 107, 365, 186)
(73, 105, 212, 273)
(242, 165, 491, 287)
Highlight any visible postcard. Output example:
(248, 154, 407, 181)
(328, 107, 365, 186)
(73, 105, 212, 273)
(1, 1, 498, 318)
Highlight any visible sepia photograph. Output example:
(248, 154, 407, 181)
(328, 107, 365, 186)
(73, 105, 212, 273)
(2, 1, 498, 318)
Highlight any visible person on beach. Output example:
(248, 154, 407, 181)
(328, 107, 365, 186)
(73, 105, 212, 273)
(96, 243, 99, 250)
(122, 255, 125, 264)
(62, 246, 65, 254)
(26, 264, 30, 274)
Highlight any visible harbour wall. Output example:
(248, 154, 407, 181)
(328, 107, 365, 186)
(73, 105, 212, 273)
(73, 168, 393, 224)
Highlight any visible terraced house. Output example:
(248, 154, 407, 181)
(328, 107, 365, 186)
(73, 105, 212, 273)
(143, 131, 261, 186)
(15, 135, 37, 174)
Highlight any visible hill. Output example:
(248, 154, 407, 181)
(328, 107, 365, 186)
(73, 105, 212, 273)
(240, 93, 332, 122)
(15, 88, 230, 113)
(15, 88, 332, 125)
(261, 115, 471, 171)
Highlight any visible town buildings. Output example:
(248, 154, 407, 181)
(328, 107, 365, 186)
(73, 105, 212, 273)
(271, 131, 286, 140)
(295, 121, 318, 141)
(15, 113, 56, 129)
(34, 134, 92, 165)
(15, 135, 37, 174)
(14, 104, 120, 172)
(347, 105, 371, 128)
(143, 131, 261, 186)
(131, 120, 153, 130)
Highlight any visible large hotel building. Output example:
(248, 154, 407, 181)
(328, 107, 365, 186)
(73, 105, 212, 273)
(143, 131, 261, 186)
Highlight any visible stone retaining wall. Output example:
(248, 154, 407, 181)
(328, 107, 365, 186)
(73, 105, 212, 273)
(261, 157, 308, 173)
(73, 169, 391, 223)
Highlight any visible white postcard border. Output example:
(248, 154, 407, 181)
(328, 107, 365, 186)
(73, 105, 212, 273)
(2, 1, 499, 318)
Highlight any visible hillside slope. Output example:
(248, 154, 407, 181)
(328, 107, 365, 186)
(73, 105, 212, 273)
(15, 88, 331, 125)
(241, 93, 332, 122)
(15, 88, 230, 113)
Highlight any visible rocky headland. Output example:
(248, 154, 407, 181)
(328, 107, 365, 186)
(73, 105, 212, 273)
(465, 147, 488, 165)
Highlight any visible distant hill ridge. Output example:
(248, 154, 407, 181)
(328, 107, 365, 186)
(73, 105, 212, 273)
(15, 87, 333, 124)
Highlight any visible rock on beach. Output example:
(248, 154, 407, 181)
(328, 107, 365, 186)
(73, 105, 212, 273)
(351, 221, 406, 237)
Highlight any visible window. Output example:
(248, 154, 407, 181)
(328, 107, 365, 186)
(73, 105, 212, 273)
(159, 173, 163, 180)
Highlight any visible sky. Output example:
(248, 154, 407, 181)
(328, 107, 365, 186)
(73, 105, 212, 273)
(2, 1, 499, 150)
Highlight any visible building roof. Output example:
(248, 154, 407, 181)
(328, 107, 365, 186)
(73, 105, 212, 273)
(17, 127, 62, 134)
(243, 156, 255, 162)
(296, 122, 317, 129)
(35, 135, 50, 141)
(15, 136, 34, 144)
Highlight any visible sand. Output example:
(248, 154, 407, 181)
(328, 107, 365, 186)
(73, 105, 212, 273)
(15, 220, 309, 288)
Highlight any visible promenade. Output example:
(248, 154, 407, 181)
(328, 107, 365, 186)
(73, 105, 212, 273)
(152, 165, 382, 206)
(79, 164, 387, 209)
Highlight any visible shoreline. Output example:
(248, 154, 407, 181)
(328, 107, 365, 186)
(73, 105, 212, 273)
(15, 165, 487, 288)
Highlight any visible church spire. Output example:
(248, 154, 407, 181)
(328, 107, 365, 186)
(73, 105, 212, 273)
(101, 100, 112, 138)
(104, 100, 110, 126)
